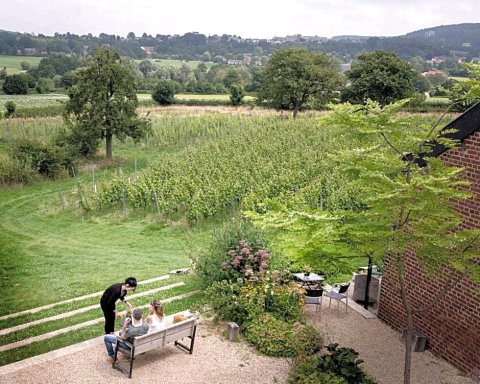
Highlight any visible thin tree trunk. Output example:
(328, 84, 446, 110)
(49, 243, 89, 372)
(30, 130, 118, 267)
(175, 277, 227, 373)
(106, 133, 113, 161)
(292, 106, 299, 119)
(403, 307, 414, 384)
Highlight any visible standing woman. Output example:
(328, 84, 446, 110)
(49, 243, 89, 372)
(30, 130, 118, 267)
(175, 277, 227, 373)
(146, 299, 166, 332)
(100, 277, 137, 334)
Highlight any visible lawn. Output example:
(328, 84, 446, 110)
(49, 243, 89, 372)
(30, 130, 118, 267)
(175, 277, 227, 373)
(0, 55, 43, 74)
(0, 113, 236, 315)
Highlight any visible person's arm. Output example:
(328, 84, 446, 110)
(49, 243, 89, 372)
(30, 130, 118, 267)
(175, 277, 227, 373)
(119, 317, 130, 339)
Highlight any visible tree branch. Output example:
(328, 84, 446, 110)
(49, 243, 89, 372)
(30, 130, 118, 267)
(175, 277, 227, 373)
(380, 132, 403, 157)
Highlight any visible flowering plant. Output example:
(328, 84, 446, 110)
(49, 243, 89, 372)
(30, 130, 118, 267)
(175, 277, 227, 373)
(221, 239, 271, 281)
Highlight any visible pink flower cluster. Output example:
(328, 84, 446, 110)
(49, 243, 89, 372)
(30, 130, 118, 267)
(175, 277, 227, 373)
(221, 239, 271, 281)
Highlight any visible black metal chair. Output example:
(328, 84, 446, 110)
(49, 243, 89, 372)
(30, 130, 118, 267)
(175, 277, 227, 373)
(325, 283, 350, 312)
(304, 288, 324, 313)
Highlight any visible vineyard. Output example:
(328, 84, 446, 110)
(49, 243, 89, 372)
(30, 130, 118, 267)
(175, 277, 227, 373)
(85, 115, 353, 221)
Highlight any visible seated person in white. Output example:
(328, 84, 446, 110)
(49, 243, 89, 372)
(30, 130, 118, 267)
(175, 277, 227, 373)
(146, 299, 166, 332)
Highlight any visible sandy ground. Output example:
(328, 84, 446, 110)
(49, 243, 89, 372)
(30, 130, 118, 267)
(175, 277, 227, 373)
(1, 302, 475, 384)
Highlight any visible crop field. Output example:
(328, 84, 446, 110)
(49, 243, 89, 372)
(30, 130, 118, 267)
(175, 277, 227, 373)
(0, 55, 43, 74)
(0, 93, 68, 110)
(0, 93, 253, 112)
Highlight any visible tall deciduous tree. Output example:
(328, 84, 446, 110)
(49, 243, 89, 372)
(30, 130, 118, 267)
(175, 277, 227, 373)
(257, 47, 345, 118)
(64, 46, 150, 161)
(342, 50, 416, 105)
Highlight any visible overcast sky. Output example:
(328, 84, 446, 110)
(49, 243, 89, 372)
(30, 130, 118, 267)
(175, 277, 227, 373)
(1, 0, 478, 39)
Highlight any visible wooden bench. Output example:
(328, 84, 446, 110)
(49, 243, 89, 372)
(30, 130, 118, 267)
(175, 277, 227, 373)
(112, 310, 197, 378)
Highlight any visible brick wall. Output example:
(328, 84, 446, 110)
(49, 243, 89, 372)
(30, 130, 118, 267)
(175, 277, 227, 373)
(377, 131, 480, 376)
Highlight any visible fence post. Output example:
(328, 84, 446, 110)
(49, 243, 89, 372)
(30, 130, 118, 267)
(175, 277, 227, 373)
(122, 187, 127, 216)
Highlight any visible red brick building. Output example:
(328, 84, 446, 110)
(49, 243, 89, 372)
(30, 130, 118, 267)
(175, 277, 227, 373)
(377, 103, 480, 377)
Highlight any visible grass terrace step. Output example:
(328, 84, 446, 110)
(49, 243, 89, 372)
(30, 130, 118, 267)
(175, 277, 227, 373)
(0, 291, 199, 352)
(0, 281, 198, 348)
(0, 292, 203, 366)
(0, 282, 186, 337)
(0, 274, 189, 330)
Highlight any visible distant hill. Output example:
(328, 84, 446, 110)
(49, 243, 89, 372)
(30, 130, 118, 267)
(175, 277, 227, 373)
(404, 23, 480, 57)
(330, 35, 371, 42)
(0, 23, 479, 63)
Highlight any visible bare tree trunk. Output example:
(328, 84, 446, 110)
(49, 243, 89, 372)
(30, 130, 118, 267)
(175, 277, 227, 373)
(106, 133, 113, 161)
(292, 106, 299, 119)
(403, 308, 414, 384)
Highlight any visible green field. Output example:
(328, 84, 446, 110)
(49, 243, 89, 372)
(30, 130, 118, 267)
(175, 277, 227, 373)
(0, 93, 253, 111)
(0, 93, 68, 110)
(425, 96, 450, 104)
(135, 58, 214, 70)
(0, 55, 43, 74)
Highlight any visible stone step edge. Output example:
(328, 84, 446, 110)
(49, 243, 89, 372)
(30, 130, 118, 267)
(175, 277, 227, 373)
(0, 282, 185, 337)
(0, 274, 173, 321)
(0, 291, 199, 353)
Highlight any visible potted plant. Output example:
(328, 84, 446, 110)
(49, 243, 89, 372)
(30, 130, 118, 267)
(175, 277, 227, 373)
(303, 264, 313, 277)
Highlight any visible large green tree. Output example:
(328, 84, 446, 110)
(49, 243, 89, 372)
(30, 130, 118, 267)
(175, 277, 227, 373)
(64, 46, 150, 160)
(342, 50, 416, 105)
(257, 47, 345, 118)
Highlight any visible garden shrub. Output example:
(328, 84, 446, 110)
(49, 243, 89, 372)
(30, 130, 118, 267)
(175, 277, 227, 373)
(205, 273, 303, 328)
(288, 358, 347, 384)
(191, 218, 270, 288)
(288, 344, 376, 384)
(205, 281, 248, 326)
(245, 313, 322, 357)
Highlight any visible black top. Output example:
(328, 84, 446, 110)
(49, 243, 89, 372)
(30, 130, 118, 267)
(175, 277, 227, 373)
(100, 283, 127, 308)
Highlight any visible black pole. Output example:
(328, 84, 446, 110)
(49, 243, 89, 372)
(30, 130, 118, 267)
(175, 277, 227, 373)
(364, 256, 373, 310)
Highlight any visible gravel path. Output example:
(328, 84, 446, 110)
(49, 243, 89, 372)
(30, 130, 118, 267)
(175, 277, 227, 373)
(304, 303, 475, 384)
(1, 303, 475, 384)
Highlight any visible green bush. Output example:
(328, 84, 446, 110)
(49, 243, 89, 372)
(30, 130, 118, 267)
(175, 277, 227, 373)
(288, 344, 376, 384)
(174, 98, 232, 107)
(9, 105, 65, 118)
(0, 155, 36, 186)
(205, 281, 248, 326)
(245, 313, 322, 357)
(205, 274, 303, 328)
(288, 358, 348, 384)
(191, 218, 270, 288)
(230, 83, 245, 106)
(3, 74, 29, 95)
(152, 79, 181, 105)
(4, 101, 16, 117)
(10, 138, 77, 179)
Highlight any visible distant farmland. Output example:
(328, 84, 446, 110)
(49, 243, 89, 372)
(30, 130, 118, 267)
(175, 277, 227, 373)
(0, 55, 43, 74)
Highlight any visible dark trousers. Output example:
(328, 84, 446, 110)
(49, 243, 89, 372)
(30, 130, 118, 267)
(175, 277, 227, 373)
(101, 302, 115, 334)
